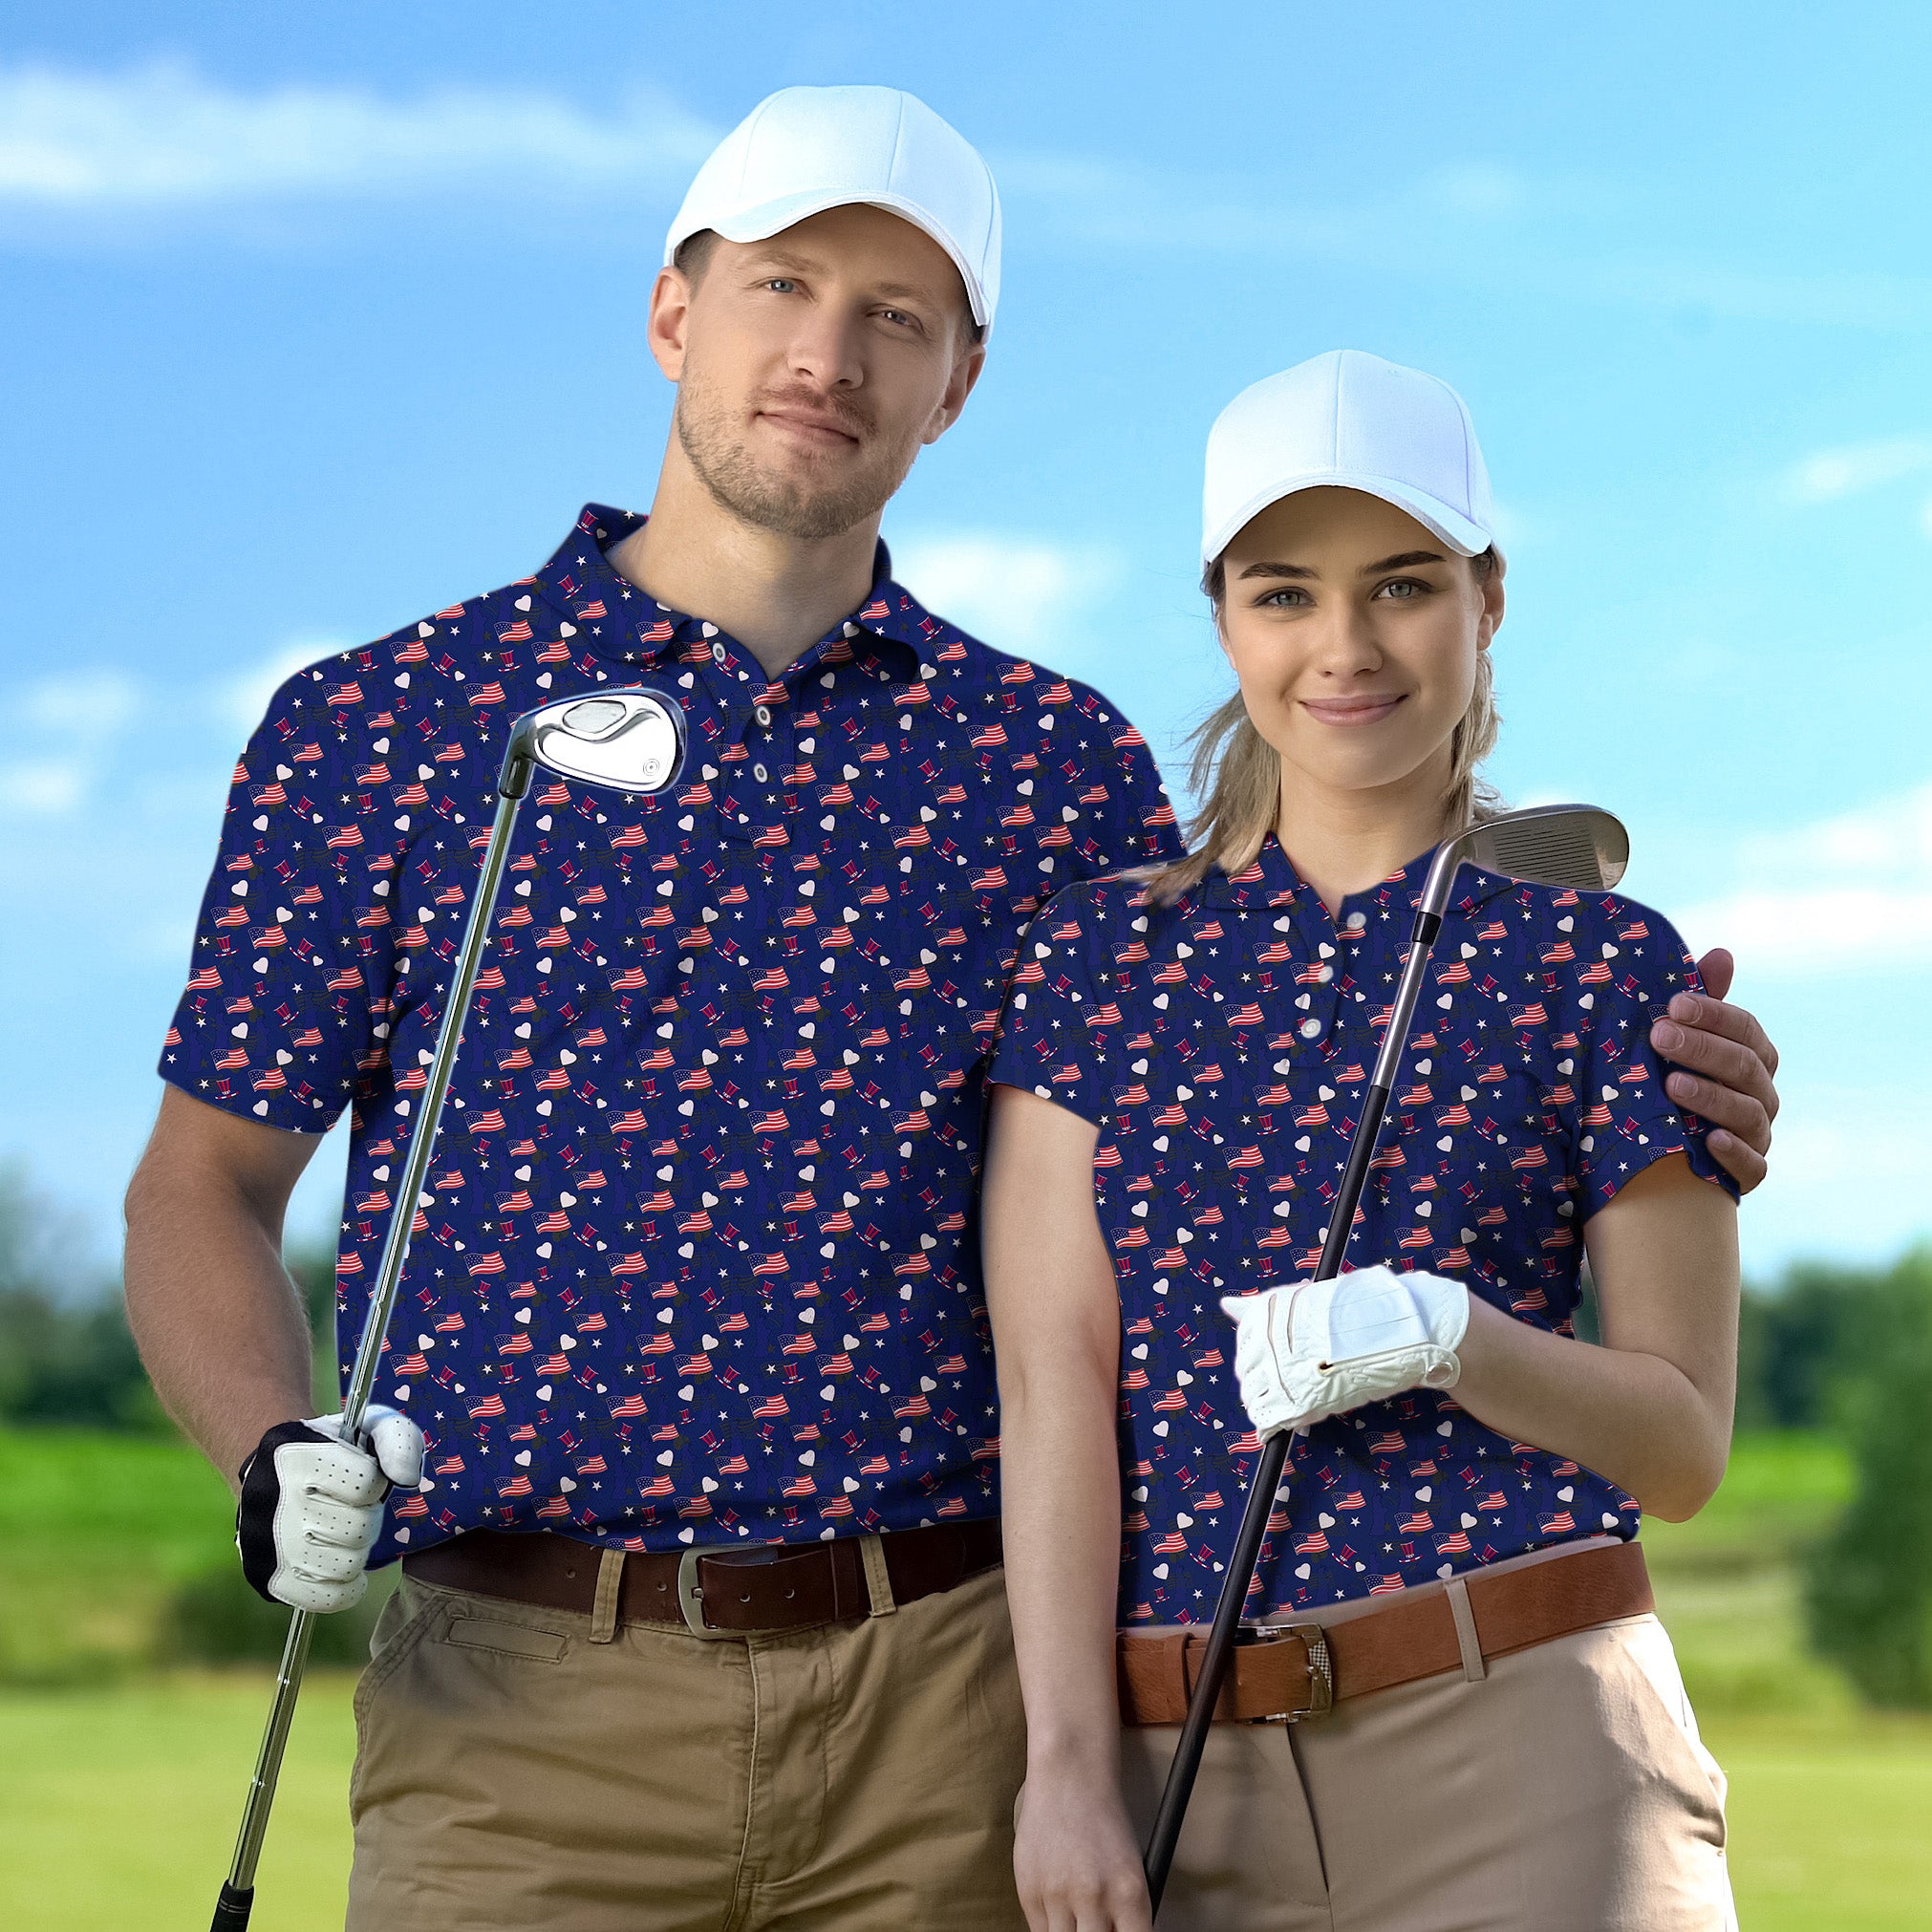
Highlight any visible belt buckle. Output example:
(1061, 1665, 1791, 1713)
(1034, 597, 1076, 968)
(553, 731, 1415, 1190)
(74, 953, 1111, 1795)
(676, 1545, 738, 1640)
(1249, 1621, 1334, 1722)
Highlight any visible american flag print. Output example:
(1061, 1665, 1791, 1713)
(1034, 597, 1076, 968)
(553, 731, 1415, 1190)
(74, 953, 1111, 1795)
(160, 505, 1180, 1562)
(986, 834, 1737, 1621)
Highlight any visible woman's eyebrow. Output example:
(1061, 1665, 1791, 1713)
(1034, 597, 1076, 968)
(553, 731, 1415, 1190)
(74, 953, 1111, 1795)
(1358, 549, 1447, 574)
(1234, 561, 1317, 580)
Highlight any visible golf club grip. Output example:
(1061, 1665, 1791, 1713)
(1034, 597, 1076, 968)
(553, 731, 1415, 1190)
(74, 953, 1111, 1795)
(211, 1880, 254, 1928)
(1143, 1083, 1394, 1909)
(1142, 1426, 1291, 1907)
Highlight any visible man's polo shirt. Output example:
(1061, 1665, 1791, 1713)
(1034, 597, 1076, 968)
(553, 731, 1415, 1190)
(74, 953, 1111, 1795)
(987, 836, 1738, 1621)
(161, 504, 1180, 1560)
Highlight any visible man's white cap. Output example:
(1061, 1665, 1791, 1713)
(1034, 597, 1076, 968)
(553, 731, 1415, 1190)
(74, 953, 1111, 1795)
(1202, 350, 1497, 566)
(664, 86, 1001, 331)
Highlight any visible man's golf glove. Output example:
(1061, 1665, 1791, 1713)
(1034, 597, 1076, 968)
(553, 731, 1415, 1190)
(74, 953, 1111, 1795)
(235, 1406, 424, 1612)
(1221, 1265, 1470, 1439)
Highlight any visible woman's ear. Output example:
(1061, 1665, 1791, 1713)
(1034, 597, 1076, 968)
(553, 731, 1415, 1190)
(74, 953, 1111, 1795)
(1476, 561, 1506, 651)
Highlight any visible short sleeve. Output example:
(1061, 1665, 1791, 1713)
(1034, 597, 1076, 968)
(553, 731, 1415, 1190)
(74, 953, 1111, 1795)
(156, 661, 390, 1131)
(1059, 685, 1187, 882)
(1573, 903, 1742, 1215)
(987, 887, 1114, 1127)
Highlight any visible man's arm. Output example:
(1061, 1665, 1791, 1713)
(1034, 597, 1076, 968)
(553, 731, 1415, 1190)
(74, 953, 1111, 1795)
(1652, 948, 1779, 1193)
(123, 1086, 324, 1488)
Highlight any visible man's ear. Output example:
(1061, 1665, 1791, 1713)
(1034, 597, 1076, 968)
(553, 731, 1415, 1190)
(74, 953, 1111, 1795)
(648, 267, 695, 383)
(921, 342, 988, 447)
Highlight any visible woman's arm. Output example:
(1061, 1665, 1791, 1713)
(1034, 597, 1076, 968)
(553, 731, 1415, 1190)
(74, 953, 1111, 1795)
(983, 1082, 1153, 1932)
(1449, 1153, 1740, 1520)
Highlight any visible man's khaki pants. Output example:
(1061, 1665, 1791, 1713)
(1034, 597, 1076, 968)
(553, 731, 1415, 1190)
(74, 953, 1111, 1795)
(347, 1559, 1029, 1930)
(1116, 1611, 1735, 1932)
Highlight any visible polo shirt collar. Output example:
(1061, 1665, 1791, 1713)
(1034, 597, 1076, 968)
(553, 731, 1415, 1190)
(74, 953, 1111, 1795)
(531, 503, 926, 681)
(1194, 830, 1518, 917)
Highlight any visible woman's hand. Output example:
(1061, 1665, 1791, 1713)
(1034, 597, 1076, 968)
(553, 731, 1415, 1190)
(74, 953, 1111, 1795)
(1015, 1762, 1154, 1932)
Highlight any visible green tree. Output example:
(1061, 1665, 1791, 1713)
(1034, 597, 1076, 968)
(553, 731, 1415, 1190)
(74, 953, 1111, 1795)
(1805, 1249, 1932, 1707)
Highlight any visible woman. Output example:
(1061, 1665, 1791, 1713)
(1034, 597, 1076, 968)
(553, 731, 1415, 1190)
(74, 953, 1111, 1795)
(983, 350, 1741, 1930)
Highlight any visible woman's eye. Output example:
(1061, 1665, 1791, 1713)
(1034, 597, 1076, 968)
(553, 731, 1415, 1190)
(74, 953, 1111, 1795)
(1374, 577, 1429, 600)
(763, 278, 798, 294)
(1258, 587, 1310, 608)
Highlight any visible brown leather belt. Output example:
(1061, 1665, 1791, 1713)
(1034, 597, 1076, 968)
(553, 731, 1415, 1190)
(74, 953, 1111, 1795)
(403, 1519, 1003, 1637)
(1117, 1540, 1652, 1725)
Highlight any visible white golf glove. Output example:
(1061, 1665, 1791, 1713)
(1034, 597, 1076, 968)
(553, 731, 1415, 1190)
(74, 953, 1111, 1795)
(1220, 1266, 1470, 1439)
(235, 1406, 425, 1613)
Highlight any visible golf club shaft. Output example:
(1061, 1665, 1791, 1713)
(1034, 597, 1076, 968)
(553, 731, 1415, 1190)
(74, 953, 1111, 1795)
(214, 781, 526, 1925)
(1144, 903, 1447, 1910)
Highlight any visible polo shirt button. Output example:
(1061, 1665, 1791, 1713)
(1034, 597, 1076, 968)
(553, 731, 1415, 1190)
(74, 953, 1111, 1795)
(755, 705, 772, 728)
(711, 642, 727, 664)
(753, 762, 768, 784)
(1345, 912, 1367, 931)
(1299, 1017, 1322, 1040)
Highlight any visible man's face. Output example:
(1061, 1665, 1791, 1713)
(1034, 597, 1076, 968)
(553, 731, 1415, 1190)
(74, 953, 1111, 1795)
(651, 204, 984, 542)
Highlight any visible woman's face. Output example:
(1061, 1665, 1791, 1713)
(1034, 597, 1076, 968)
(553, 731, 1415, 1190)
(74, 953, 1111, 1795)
(1217, 486, 1504, 812)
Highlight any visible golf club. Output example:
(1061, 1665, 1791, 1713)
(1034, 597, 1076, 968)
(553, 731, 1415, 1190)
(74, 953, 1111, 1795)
(210, 687, 686, 1931)
(1142, 804, 1629, 1913)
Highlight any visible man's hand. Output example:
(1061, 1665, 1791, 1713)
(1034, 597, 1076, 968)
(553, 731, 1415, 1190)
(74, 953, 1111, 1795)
(1650, 948, 1779, 1194)
(1222, 1266, 1470, 1439)
(235, 1406, 424, 1613)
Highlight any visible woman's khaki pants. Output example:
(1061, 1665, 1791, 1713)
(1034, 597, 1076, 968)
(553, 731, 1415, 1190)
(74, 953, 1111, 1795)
(1118, 1611, 1736, 1932)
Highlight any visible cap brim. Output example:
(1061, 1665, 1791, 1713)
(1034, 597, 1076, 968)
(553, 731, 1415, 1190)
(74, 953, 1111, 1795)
(1203, 473, 1494, 568)
(666, 189, 991, 330)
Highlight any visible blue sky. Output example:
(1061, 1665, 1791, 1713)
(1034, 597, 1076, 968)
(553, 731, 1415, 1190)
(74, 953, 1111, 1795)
(5, 2, 1930, 1277)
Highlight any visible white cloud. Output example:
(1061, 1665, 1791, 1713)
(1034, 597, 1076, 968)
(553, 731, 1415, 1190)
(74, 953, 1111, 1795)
(0, 670, 143, 813)
(21, 669, 140, 741)
(0, 762, 88, 814)
(1780, 436, 1932, 504)
(1678, 780, 1932, 975)
(891, 532, 1124, 657)
(0, 59, 716, 207)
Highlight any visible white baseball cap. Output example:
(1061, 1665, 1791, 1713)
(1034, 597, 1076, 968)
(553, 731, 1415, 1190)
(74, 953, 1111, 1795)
(664, 86, 1002, 331)
(1201, 350, 1497, 567)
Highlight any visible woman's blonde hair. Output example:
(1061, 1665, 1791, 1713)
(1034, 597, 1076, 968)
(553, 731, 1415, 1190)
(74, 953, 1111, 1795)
(1146, 548, 1503, 904)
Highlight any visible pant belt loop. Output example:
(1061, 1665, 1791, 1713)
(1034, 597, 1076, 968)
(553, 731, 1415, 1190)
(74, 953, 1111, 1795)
(1446, 1578, 1486, 1682)
(590, 1547, 626, 1643)
(860, 1533, 897, 1617)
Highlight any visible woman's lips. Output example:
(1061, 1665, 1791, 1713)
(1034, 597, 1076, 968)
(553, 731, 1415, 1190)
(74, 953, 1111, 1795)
(1300, 695, 1406, 726)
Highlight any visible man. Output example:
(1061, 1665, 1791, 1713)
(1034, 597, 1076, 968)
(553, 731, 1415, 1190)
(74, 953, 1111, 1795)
(124, 86, 1782, 1930)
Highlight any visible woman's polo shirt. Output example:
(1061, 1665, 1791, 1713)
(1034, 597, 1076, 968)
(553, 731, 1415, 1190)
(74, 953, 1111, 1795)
(987, 835, 1737, 1622)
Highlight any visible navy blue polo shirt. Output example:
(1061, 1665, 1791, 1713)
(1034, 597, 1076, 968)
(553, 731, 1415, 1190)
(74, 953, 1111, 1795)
(161, 504, 1180, 1559)
(986, 834, 1738, 1621)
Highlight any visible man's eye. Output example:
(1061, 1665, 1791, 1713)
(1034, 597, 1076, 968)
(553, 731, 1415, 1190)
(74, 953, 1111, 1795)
(763, 278, 798, 294)
(879, 308, 918, 329)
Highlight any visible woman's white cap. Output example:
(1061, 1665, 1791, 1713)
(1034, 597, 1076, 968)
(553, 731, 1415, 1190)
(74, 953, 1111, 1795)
(1202, 350, 1496, 566)
(664, 86, 1002, 330)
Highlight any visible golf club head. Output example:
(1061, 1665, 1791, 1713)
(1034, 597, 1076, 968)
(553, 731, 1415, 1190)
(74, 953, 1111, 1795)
(1465, 804, 1628, 893)
(499, 688, 688, 799)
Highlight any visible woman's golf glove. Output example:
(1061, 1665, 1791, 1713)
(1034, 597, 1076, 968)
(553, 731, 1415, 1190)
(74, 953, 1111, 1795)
(1221, 1266, 1470, 1438)
(235, 1407, 424, 1612)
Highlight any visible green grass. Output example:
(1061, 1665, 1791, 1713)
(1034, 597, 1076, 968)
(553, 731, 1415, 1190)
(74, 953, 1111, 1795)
(0, 1426, 237, 1683)
(0, 1671, 358, 1932)
(3, 1424, 1926, 1926)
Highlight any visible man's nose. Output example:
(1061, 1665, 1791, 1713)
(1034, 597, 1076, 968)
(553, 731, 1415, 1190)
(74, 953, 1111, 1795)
(785, 307, 867, 392)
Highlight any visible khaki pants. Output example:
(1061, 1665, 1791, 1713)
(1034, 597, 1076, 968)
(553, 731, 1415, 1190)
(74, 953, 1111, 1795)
(1118, 1612, 1735, 1932)
(347, 1561, 1029, 1930)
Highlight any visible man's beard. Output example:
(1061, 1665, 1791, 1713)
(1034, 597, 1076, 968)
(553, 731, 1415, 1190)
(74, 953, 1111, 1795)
(676, 374, 920, 542)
